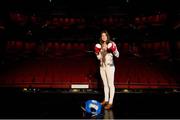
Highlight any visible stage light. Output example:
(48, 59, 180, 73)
(72, 89, 80, 92)
(33, 88, 36, 92)
(23, 88, 27, 91)
(123, 89, 129, 93)
(173, 89, 178, 92)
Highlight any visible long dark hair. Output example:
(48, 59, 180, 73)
(99, 30, 111, 45)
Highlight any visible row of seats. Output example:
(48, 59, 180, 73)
(114, 57, 177, 89)
(6, 41, 88, 50)
(0, 51, 177, 89)
(7, 40, 178, 50)
(4, 40, 180, 60)
(0, 54, 96, 88)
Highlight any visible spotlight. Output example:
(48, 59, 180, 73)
(173, 89, 178, 92)
(123, 89, 129, 93)
(33, 88, 36, 92)
(23, 88, 28, 91)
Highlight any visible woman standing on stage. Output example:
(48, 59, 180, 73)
(94, 30, 119, 110)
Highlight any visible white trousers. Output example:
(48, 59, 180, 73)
(100, 65, 115, 104)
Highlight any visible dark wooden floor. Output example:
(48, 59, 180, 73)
(0, 88, 180, 119)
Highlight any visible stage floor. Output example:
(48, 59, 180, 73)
(0, 88, 180, 119)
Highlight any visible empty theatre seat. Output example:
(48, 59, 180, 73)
(7, 40, 16, 49)
(147, 42, 153, 49)
(6, 40, 24, 57)
(24, 42, 36, 53)
(46, 42, 53, 49)
(177, 41, 180, 49)
(153, 42, 161, 50)
(72, 43, 79, 50)
(177, 41, 180, 56)
(79, 43, 85, 50)
(15, 41, 23, 49)
(54, 42, 60, 50)
(122, 43, 129, 53)
(66, 42, 72, 50)
(60, 42, 65, 49)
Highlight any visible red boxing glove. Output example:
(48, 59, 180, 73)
(107, 42, 117, 53)
(94, 43, 101, 54)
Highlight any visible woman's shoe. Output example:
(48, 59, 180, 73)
(101, 100, 108, 106)
(104, 103, 113, 110)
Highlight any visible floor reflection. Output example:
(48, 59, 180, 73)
(82, 109, 114, 119)
(103, 110, 114, 119)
